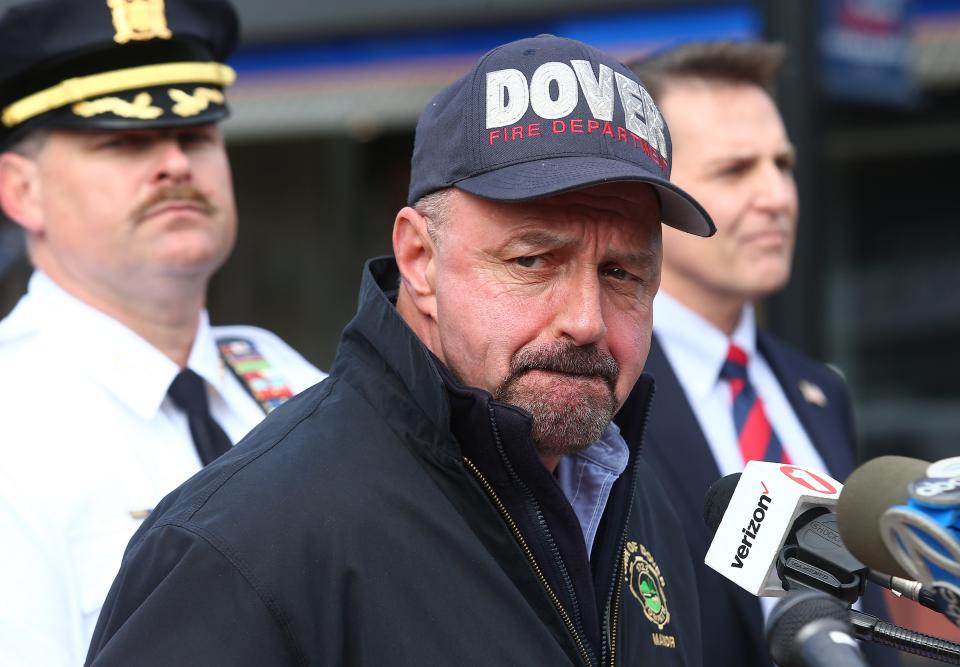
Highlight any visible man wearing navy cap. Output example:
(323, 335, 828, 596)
(0, 2, 323, 665)
(88, 35, 712, 666)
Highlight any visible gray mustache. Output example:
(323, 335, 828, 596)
(510, 343, 619, 389)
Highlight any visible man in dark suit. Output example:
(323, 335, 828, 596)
(615, 42, 899, 667)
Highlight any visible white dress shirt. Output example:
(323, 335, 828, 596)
(653, 291, 829, 616)
(0, 272, 325, 667)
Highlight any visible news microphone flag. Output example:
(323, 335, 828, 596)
(704, 460, 842, 597)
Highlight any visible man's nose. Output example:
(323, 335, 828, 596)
(153, 139, 193, 184)
(753, 160, 796, 215)
(553, 270, 606, 346)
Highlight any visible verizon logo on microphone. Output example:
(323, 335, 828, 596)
(705, 461, 842, 597)
(730, 483, 772, 569)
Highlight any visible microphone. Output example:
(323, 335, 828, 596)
(766, 590, 868, 667)
(835, 455, 928, 578)
(705, 462, 960, 664)
(837, 455, 960, 627)
(882, 459, 960, 611)
(703, 461, 853, 599)
(705, 463, 944, 608)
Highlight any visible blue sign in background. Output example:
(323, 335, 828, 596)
(819, 0, 918, 106)
(230, 4, 761, 76)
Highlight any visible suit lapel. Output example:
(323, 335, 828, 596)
(636, 337, 721, 516)
(757, 331, 855, 480)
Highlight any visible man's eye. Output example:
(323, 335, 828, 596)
(775, 155, 795, 173)
(180, 131, 213, 146)
(515, 256, 543, 268)
(100, 135, 149, 150)
(102, 138, 133, 149)
(718, 162, 750, 178)
(603, 266, 630, 281)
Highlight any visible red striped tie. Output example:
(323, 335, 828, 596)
(720, 344, 790, 464)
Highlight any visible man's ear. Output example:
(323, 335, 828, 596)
(392, 205, 438, 321)
(0, 152, 44, 235)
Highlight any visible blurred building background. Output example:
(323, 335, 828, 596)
(1, 0, 958, 469)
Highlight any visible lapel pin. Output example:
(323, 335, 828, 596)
(799, 380, 828, 408)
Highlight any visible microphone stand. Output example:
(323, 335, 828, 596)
(850, 610, 960, 665)
(773, 513, 960, 664)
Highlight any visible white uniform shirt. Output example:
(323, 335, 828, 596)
(653, 291, 828, 616)
(0, 272, 325, 667)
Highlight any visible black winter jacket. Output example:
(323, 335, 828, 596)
(86, 258, 703, 667)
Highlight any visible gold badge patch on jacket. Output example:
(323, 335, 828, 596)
(623, 541, 676, 649)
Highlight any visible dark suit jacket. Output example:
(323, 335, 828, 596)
(615, 332, 901, 667)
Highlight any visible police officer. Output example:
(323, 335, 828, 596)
(0, 2, 323, 665)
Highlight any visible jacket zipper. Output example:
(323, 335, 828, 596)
(484, 407, 593, 664)
(603, 527, 627, 666)
(463, 456, 593, 667)
(601, 383, 655, 667)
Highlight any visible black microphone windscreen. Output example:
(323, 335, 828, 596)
(703, 473, 741, 538)
(766, 590, 856, 667)
(835, 455, 929, 579)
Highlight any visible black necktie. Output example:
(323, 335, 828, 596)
(167, 369, 232, 465)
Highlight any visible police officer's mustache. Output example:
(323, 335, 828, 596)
(132, 184, 217, 222)
(508, 342, 619, 392)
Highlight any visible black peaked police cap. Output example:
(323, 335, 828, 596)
(0, 0, 239, 149)
(408, 34, 715, 237)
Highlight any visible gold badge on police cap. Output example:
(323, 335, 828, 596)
(108, 0, 173, 44)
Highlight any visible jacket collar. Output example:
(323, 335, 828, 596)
(331, 257, 454, 440)
(335, 257, 556, 473)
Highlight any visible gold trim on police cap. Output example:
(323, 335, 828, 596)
(1, 61, 236, 128)
(169, 87, 225, 118)
(73, 91, 163, 120)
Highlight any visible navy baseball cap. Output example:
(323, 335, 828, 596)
(409, 35, 715, 236)
(0, 0, 239, 149)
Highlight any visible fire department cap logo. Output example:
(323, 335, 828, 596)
(623, 541, 671, 630)
(407, 34, 715, 238)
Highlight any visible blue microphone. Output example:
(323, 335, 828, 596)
(879, 458, 960, 626)
(838, 455, 960, 628)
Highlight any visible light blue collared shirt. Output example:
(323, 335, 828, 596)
(555, 422, 631, 556)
